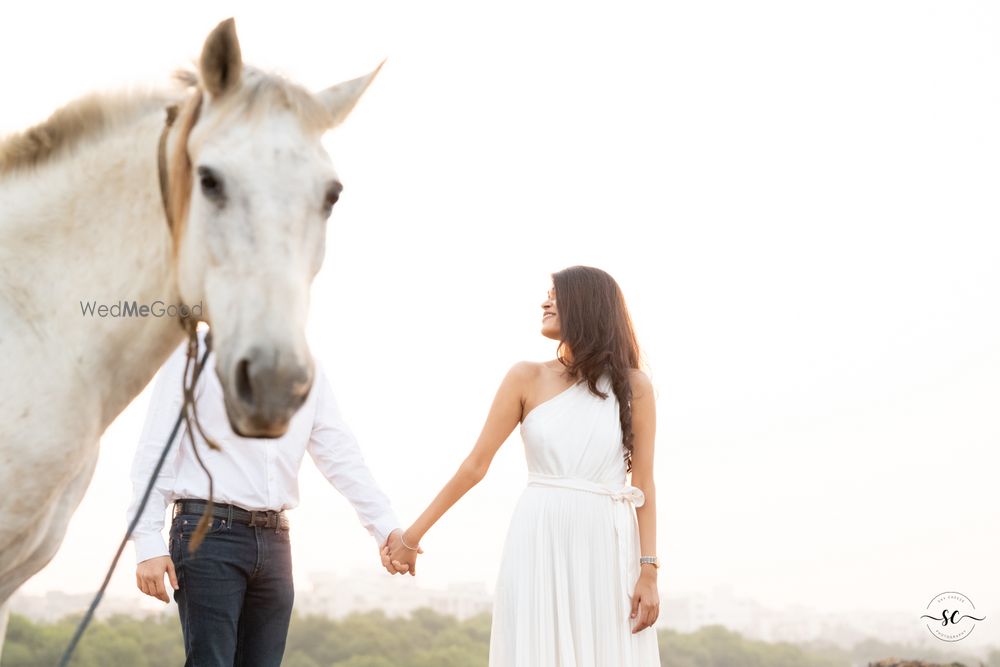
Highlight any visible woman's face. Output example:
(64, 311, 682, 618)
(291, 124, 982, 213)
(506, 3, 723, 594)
(540, 286, 560, 340)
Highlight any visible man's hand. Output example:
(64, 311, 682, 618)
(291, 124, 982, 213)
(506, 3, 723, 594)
(379, 530, 400, 574)
(136, 556, 178, 603)
(381, 528, 422, 576)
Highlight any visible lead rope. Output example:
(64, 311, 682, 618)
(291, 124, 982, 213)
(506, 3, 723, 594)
(180, 319, 223, 554)
(159, 90, 221, 554)
(58, 96, 219, 666)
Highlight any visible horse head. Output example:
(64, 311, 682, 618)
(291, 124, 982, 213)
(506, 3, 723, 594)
(166, 18, 379, 437)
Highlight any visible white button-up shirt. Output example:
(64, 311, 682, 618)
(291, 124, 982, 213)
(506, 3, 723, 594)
(126, 330, 400, 563)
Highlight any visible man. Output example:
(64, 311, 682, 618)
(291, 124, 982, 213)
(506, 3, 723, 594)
(127, 328, 418, 665)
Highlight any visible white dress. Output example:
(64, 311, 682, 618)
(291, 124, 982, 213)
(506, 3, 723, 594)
(489, 373, 661, 666)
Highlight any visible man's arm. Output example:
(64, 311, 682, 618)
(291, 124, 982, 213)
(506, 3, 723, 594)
(306, 366, 401, 551)
(126, 340, 188, 564)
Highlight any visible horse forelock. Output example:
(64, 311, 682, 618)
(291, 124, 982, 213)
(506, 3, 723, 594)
(216, 66, 334, 135)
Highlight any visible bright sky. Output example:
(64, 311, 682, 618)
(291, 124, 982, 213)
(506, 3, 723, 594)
(3, 0, 998, 642)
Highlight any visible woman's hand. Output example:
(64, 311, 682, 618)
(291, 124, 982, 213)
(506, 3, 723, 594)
(630, 567, 660, 633)
(382, 528, 424, 576)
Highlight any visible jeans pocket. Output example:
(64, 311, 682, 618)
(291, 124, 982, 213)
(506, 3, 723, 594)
(175, 514, 228, 541)
(168, 535, 185, 590)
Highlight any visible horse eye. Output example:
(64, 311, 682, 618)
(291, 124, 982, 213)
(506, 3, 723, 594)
(323, 181, 343, 213)
(197, 166, 224, 199)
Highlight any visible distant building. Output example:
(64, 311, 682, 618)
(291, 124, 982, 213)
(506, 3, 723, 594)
(298, 569, 492, 620)
(658, 585, 961, 650)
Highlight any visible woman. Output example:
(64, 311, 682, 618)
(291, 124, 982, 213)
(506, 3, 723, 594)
(384, 265, 661, 665)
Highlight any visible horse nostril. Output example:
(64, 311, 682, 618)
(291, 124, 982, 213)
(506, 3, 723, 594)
(235, 357, 254, 406)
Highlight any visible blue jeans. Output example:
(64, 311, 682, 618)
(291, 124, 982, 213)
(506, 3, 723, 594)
(168, 508, 294, 666)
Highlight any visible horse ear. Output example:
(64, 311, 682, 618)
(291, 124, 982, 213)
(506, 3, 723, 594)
(317, 61, 384, 129)
(200, 18, 243, 98)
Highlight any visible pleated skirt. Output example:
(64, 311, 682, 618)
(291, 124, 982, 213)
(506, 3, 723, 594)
(488, 485, 661, 666)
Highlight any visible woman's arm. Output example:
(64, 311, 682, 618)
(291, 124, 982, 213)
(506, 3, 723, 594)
(628, 369, 660, 632)
(384, 362, 531, 574)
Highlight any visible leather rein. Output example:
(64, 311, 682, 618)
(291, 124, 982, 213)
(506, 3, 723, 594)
(154, 90, 222, 536)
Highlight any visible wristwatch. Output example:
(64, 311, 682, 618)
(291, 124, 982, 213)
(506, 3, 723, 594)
(639, 556, 659, 569)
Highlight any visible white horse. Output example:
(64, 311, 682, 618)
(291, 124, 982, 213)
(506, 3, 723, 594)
(0, 18, 380, 657)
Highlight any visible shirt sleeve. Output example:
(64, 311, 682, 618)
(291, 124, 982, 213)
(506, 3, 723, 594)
(306, 365, 401, 548)
(126, 338, 189, 564)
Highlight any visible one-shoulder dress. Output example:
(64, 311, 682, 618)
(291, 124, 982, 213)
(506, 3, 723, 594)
(488, 373, 661, 666)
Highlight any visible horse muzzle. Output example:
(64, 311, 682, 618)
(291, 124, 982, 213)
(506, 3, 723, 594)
(217, 345, 314, 438)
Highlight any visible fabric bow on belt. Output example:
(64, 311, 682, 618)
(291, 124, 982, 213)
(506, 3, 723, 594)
(526, 473, 645, 605)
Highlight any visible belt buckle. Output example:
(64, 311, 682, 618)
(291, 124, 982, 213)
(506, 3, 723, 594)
(250, 510, 278, 528)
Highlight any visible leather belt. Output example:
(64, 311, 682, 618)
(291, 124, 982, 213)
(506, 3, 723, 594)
(174, 498, 289, 530)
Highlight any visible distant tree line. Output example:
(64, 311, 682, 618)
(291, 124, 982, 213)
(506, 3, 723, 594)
(1, 609, 996, 667)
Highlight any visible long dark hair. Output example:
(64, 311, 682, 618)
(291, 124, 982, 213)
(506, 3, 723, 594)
(551, 265, 643, 472)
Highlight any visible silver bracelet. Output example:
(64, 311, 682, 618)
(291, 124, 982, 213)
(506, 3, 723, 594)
(639, 556, 659, 569)
(400, 531, 420, 551)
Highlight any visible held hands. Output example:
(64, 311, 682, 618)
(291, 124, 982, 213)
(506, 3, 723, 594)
(380, 528, 423, 576)
(136, 556, 178, 603)
(630, 566, 660, 633)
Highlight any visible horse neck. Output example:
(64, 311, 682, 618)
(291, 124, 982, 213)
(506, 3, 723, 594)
(0, 110, 188, 430)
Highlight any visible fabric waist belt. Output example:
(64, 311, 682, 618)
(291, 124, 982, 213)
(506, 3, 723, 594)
(174, 498, 289, 529)
(526, 473, 644, 604)
(526, 473, 646, 506)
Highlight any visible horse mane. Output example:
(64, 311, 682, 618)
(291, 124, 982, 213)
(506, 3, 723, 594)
(0, 66, 332, 178)
(0, 86, 182, 177)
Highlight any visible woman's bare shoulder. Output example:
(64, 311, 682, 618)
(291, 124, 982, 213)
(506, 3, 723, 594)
(627, 368, 654, 400)
(505, 360, 545, 384)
